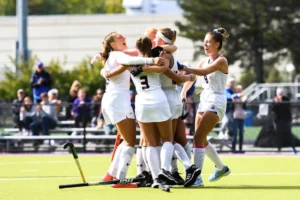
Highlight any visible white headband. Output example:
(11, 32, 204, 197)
(156, 31, 172, 44)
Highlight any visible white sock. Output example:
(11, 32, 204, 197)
(205, 142, 224, 170)
(170, 156, 178, 173)
(136, 146, 145, 175)
(156, 146, 162, 167)
(142, 146, 150, 172)
(183, 142, 192, 159)
(174, 143, 193, 170)
(193, 146, 205, 171)
(108, 142, 124, 176)
(160, 142, 174, 171)
(146, 146, 160, 179)
(116, 146, 135, 179)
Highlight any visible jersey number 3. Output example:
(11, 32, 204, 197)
(140, 76, 150, 90)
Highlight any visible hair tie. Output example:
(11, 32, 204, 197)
(213, 29, 219, 34)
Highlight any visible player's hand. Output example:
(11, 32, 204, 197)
(153, 57, 165, 66)
(190, 74, 196, 81)
(91, 53, 102, 64)
(130, 66, 143, 77)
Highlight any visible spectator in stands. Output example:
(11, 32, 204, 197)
(48, 88, 61, 118)
(91, 88, 104, 127)
(30, 92, 58, 136)
(219, 78, 239, 139)
(30, 61, 52, 103)
(66, 80, 82, 120)
(184, 96, 195, 135)
(273, 88, 297, 154)
(19, 96, 36, 135)
(12, 89, 25, 133)
(72, 88, 91, 128)
(232, 85, 247, 152)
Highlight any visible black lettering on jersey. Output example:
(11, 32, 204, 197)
(172, 70, 178, 85)
(140, 76, 150, 90)
(106, 78, 110, 85)
(204, 76, 209, 83)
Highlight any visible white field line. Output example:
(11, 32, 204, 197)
(0, 172, 300, 181)
(0, 160, 102, 166)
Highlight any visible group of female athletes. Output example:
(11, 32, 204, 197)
(91, 27, 231, 189)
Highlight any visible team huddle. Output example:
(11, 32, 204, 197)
(91, 27, 231, 189)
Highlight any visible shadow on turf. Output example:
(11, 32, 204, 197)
(172, 185, 300, 190)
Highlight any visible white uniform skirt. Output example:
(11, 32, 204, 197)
(135, 89, 172, 123)
(163, 88, 183, 119)
(197, 89, 227, 120)
(101, 91, 135, 125)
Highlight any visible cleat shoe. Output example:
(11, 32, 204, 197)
(191, 176, 204, 187)
(112, 183, 138, 188)
(136, 171, 153, 187)
(172, 171, 184, 185)
(102, 172, 114, 181)
(208, 166, 231, 182)
(184, 164, 201, 187)
(151, 178, 168, 189)
(158, 169, 175, 185)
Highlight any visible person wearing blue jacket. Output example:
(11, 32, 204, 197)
(30, 61, 52, 103)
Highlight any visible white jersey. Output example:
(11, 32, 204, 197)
(131, 71, 171, 122)
(159, 54, 183, 119)
(159, 54, 178, 90)
(131, 71, 161, 93)
(104, 51, 153, 93)
(201, 57, 228, 92)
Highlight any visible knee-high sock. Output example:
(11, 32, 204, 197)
(205, 142, 224, 170)
(136, 146, 145, 175)
(193, 146, 205, 171)
(108, 142, 124, 176)
(156, 146, 162, 168)
(142, 146, 150, 172)
(170, 155, 178, 173)
(183, 142, 192, 159)
(116, 146, 135, 179)
(160, 142, 174, 171)
(146, 146, 160, 179)
(174, 143, 192, 170)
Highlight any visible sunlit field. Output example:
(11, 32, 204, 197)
(1, 154, 300, 200)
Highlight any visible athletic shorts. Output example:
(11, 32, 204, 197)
(163, 88, 183, 119)
(135, 89, 171, 123)
(101, 91, 135, 125)
(197, 90, 226, 121)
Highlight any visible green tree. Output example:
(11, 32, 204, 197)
(176, 0, 300, 83)
(0, 0, 124, 15)
(0, 56, 105, 102)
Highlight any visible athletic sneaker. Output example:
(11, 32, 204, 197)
(102, 172, 114, 181)
(172, 171, 184, 185)
(136, 171, 153, 187)
(208, 166, 231, 182)
(112, 183, 138, 188)
(158, 169, 175, 185)
(184, 164, 201, 187)
(151, 178, 169, 190)
(191, 176, 204, 187)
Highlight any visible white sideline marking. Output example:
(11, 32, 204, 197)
(0, 172, 300, 181)
(0, 160, 102, 166)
